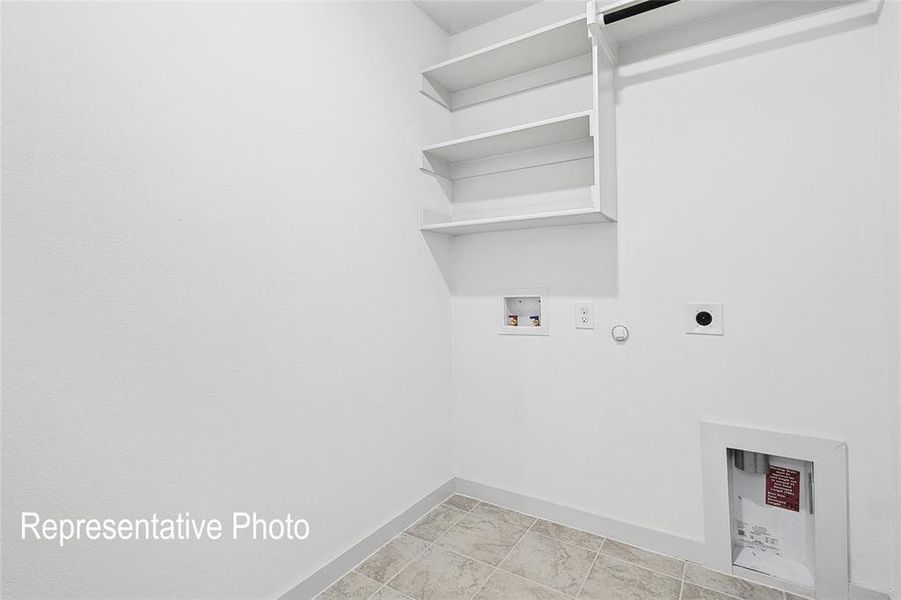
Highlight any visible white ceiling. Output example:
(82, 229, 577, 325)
(413, 1, 542, 35)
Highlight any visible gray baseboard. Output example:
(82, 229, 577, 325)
(279, 478, 455, 600)
(280, 477, 892, 600)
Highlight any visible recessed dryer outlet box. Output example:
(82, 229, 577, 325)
(686, 303, 723, 335)
(728, 449, 815, 588)
(500, 289, 547, 336)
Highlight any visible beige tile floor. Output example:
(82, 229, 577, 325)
(317, 494, 808, 600)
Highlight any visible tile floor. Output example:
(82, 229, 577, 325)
(316, 494, 807, 600)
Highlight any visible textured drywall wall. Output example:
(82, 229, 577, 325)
(877, 1, 901, 597)
(1, 2, 452, 598)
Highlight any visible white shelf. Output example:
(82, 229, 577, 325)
(419, 112, 602, 234)
(421, 111, 593, 180)
(420, 15, 592, 110)
(420, 208, 610, 236)
(415, 0, 871, 236)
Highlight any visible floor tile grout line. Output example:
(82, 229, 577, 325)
(368, 583, 384, 600)
(475, 498, 543, 522)
(427, 496, 484, 548)
(417, 495, 480, 547)
(465, 514, 538, 600)
(533, 516, 607, 548)
(683, 562, 791, 599)
(429, 498, 531, 562)
(497, 565, 583, 599)
(474, 505, 609, 598)
(384, 497, 677, 600)
(388, 533, 531, 597)
(353, 499, 467, 585)
(436, 544, 510, 571)
(372, 541, 431, 597)
(528, 528, 606, 554)
(383, 494, 479, 595)
(684, 579, 771, 600)
(468, 498, 650, 561)
(598, 538, 687, 576)
(356, 532, 430, 579)
(381, 495, 483, 596)
(442, 496, 485, 518)
(489, 519, 596, 599)
(460, 504, 605, 569)
(366, 582, 417, 600)
(532, 518, 692, 591)
(573, 537, 604, 600)
(380, 495, 492, 597)
(321, 557, 384, 598)
(596, 550, 685, 581)
(356, 490, 474, 573)
(341, 494, 797, 600)
(682, 568, 789, 600)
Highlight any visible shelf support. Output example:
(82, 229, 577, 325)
(420, 75, 451, 109)
(587, 0, 618, 221)
(586, 0, 619, 66)
(420, 152, 452, 181)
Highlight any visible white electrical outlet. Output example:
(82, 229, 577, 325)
(575, 301, 594, 329)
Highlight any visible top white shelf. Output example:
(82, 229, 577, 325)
(420, 15, 592, 111)
(418, 1, 857, 111)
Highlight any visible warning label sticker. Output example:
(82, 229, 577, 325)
(766, 466, 801, 512)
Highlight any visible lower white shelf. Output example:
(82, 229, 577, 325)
(420, 207, 611, 236)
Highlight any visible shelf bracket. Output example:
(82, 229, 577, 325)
(420, 152, 453, 181)
(586, 0, 619, 65)
(420, 75, 451, 110)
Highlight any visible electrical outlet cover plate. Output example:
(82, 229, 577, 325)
(686, 303, 723, 336)
(575, 301, 594, 329)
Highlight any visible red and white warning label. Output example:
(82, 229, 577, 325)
(766, 466, 801, 512)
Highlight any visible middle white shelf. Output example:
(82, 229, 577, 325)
(420, 111, 593, 181)
(419, 110, 605, 235)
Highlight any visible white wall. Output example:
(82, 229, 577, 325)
(448, 2, 897, 594)
(877, 1, 901, 597)
(4, 1, 899, 597)
(1, 3, 453, 598)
